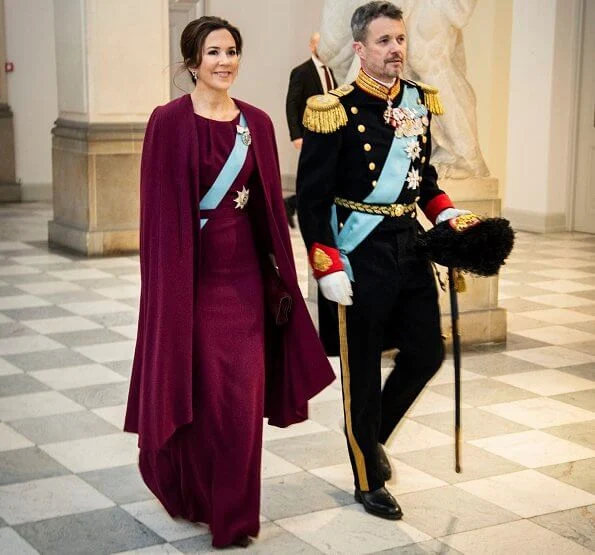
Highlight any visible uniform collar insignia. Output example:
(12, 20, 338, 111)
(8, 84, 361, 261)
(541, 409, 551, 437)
(355, 69, 401, 102)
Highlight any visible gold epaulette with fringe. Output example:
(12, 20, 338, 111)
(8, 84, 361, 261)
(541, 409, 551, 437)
(302, 85, 353, 134)
(406, 80, 444, 115)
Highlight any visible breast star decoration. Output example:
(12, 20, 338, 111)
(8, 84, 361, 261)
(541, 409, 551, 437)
(404, 139, 421, 160)
(233, 186, 250, 210)
(406, 168, 420, 190)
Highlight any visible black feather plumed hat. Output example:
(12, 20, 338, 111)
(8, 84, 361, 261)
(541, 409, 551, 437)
(417, 214, 515, 277)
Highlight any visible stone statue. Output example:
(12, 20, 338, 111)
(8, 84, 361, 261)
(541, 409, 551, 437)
(318, 1, 362, 85)
(318, 0, 489, 178)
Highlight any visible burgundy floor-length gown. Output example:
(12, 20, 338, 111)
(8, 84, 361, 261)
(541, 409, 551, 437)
(138, 113, 266, 547)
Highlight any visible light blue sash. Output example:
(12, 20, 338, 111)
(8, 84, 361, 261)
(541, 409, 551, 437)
(331, 87, 426, 280)
(199, 112, 249, 229)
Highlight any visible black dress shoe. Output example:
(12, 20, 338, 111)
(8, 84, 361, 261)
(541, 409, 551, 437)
(355, 487, 403, 520)
(378, 443, 392, 481)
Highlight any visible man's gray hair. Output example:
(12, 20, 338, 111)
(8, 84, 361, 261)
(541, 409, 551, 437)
(351, 1, 403, 43)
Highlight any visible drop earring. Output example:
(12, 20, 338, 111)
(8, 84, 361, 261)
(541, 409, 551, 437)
(190, 69, 197, 80)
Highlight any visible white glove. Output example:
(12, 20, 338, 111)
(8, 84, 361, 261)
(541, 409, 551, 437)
(435, 208, 472, 225)
(318, 271, 353, 305)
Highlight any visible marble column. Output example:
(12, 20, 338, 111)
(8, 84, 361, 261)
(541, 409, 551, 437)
(0, 0, 19, 202)
(49, 0, 169, 255)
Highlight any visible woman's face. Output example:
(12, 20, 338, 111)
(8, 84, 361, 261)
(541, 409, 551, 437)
(195, 29, 239, 91)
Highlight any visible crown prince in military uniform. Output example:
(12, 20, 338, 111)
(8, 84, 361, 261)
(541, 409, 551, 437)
(297, 1, 469, 520)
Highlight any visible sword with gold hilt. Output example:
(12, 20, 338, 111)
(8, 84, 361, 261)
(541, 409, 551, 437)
(448, 267, 463, 473)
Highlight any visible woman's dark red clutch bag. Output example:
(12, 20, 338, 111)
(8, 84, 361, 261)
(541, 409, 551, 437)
(263, 263, 292, 326)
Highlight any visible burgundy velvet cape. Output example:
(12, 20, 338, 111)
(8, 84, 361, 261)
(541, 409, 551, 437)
(124, 95, 335, 450)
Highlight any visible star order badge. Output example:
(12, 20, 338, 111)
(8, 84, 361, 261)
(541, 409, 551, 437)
(233, 186, 250, 210)
(406, 168, 420, 190)
(236, 124, 251, 146)
(404, 139, 421, 160)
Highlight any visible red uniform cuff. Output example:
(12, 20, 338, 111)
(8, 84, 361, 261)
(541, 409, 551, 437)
(423, 193, 454, 224)
(308, 243, 344, 279)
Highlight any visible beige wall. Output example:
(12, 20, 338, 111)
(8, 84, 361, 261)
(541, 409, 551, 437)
(0, 0, 7, 105)
(463, 0, 513, 195)
(54, 0, 88, 119)
(548, 0, 582, 216)
(207, 0, 324, 179)
(504, 0, 581, 231)
(5, 0, 58, 196)
(506, 0, 556, 216)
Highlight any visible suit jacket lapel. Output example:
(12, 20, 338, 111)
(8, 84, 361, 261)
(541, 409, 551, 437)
(307, 59, 324, 95)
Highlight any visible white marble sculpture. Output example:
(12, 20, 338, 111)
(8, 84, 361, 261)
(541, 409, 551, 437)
(318, 0, 489, 178)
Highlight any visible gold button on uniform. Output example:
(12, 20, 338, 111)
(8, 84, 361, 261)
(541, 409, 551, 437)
(421, 156, 426, 163)
(358, 124, 366, 133)
(422, 136, 427, 144)
(364, 143, 371, 152)
(351, 106, 359, 114)
(368, 162, 376, 171)
(372, 180, 377, 187)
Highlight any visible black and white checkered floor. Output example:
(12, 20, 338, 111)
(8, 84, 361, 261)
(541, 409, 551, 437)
(0, 203, 593, 554)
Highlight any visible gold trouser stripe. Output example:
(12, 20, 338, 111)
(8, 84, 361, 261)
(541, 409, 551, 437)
(338, 304, 369, 491)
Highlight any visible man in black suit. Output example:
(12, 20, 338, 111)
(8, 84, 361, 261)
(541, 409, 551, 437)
(284, 32, 336, 228)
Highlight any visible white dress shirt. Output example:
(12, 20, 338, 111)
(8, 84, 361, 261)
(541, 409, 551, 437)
(312, 55, 335, 94)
